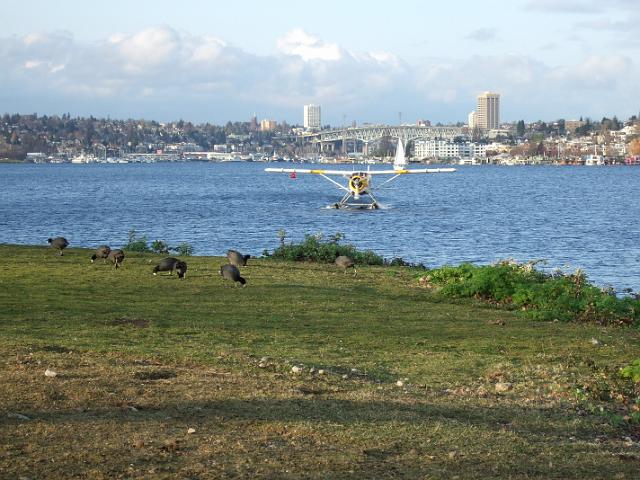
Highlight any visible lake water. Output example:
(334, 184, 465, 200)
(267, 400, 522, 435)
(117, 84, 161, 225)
(1, 162, 639, 291)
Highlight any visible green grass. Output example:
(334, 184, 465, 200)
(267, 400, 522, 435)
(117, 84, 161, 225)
(1, 244, 639, 479)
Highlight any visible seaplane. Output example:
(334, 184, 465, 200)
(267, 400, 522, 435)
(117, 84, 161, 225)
(265, 138, 456, 209)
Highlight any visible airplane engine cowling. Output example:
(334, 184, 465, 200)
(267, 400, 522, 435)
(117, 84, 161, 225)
(348, 174, 369, 196)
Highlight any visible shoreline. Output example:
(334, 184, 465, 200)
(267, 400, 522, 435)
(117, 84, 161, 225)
(4, 159, 640, 166)
(4, 242, 637, 295)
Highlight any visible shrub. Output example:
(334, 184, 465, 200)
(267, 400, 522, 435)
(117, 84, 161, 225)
(124, 229, 150, 253)
(277, 229, 287, 247)
(387, 257, 417, 267)
(421, 260, 640, 326)
(621, 360, 640, 383)
(172, 242, 194, 256)
(151, 240, 169, 254)
(265, 232, 384, 266)
(123, 229, 194, 256)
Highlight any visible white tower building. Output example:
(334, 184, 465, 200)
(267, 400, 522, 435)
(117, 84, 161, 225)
(303, 104, 321, 130)
(468, 111, 477, 130)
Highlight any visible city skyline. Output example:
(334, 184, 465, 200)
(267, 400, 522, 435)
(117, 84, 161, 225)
(1, 0, 639, 124)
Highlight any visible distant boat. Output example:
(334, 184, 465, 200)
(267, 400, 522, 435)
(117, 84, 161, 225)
(584, 154, 605, 166)
(458, 157, 481, 166)
(70, 153, 97, 164)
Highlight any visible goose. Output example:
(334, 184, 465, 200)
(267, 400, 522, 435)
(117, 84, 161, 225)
(227, 249, 251, 267)
(153, 257, 188, 279)
(107, 249, 125, 269)
(90, 245, 111, 263)
(335, 255, 357, 276)
(47, 237, 69, 256)
(220, 264, 246, 286)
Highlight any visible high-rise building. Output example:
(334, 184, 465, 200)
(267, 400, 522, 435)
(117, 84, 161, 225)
(476, 92, 500, 130)
(303, 104, 321, 130)
(468, 111, 477, 130)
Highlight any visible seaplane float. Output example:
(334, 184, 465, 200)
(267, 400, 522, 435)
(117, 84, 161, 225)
(265, 139, 456, 209)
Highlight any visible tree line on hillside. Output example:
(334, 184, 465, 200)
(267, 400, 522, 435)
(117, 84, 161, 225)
(0, 113, 291, 160)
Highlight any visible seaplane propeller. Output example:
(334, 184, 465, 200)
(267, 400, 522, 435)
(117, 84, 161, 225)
(265, 139, 456, 209)
(348, 174, 369, 197)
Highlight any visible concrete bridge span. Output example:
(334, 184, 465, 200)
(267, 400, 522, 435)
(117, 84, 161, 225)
(302, 125, 465, 145)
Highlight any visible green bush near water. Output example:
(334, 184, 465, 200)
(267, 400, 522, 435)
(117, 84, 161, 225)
(421, 260, 640, 326)
(264, 232, 385, 265)
(124, 228, 194, 256)
(124, 229, 151, 252)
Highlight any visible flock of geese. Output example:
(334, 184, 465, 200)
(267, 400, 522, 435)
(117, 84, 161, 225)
(47, 236, 357, 286)
(48, 236, 248, 286)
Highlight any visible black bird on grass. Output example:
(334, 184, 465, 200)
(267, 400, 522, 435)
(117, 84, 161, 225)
(220, 264, 246, 286)
(153, 257, 188, 279)
(335, 255, 357, 276)
(90, 245, 111, 263)
(107, 249, 125, 269)
(47, 237, 69, 256)
(227, 249, 251, 267)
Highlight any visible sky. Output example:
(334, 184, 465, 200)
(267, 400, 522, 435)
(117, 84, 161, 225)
(1, 0, 639, 125)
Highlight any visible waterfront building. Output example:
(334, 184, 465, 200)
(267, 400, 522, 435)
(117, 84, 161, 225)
(164, 142, 202, 154)
(414, 140, 486, 160)
(476, 92, 500, 130)
(303, 104, 321, 130)
(213, 144, 228, 153)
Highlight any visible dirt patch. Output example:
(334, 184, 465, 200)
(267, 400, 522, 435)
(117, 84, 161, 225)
(110, 317, 150, 328)
(2, 346, 639, 480)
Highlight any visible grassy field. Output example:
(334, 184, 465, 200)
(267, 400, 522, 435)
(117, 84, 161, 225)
(1, 244, 638, 479)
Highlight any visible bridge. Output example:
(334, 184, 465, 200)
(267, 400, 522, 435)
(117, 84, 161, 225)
(301, 125, 465, 145)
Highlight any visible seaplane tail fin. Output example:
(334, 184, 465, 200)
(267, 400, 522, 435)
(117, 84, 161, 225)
(393, 138, 407, 170)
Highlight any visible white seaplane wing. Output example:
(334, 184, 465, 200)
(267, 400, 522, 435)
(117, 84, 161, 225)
(264, 167, 455, 175)
(264, 168, 356, 176)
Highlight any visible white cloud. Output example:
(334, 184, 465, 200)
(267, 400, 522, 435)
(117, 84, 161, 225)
(0, 27, 637, 123)
(107, 26, 181, 73)
(188, 35, 227, 63)
(548, 55, 633, 87)
(276, 29, 342, 61)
